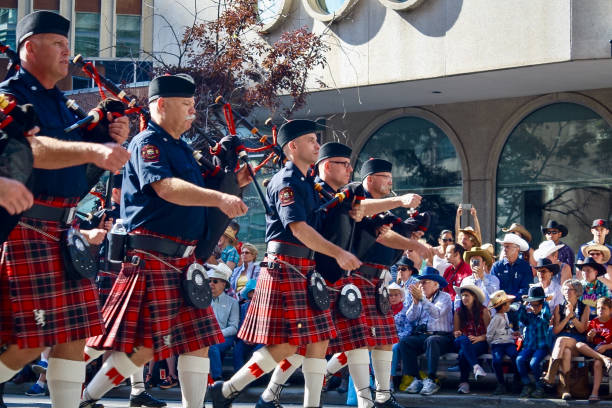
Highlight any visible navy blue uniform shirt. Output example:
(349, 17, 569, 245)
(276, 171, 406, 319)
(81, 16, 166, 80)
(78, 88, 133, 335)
(491, 257, 533, 299)
(265, 161, 321, 245)
(0, 69, 87, 199)
(121, 121, 206, 241)
(361, 190, 397, 267)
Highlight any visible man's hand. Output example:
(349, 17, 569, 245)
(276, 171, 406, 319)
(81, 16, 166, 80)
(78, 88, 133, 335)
(587, 329, 597, 339)
(376, 224, 392, 237)
(349, 202, 364, 222)
(0, 177, 34, 215)
(218, 193, 248, 218)
(107, 113, 130, 145)
(398, 193, 421, 208)
(92, 143, 130, 172)
(235, 164, 253, 188)
(335, 249, 362, 271)
(81, 228, 107, 245)
(409, 284, 422, 302)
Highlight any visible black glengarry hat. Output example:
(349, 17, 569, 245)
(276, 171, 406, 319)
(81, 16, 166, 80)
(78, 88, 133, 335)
(277, 119, 324, 148)
(360, 158, 392, 178)
(148, 74, 196, 103)
(17, 11, 70, 47)
(316, 142, 351, 165)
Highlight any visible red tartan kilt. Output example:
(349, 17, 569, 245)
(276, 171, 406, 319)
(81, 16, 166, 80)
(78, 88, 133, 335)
(238, 255, 336, 346)
(326, 276, 375, 354)
(95, 270, 118, 308)
(354, 264, 398, 346)
(87, 247, 224, 361)
(0, 217, 104, 348)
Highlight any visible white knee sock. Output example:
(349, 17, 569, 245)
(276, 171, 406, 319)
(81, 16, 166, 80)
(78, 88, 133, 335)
(83, 351, 140, 401)
(178, 355, 210, 408)
(47, 358, 86, 408)
(347, 349, 373, 408)
(302, 358, 327, 408)
(0, 359, 20, 383)
(371, 349, 393, 403)
(222, 347, 278, 398)
(83, 346, 105, 364)
(261, 353, 304, 402)
(327, 352, 348, 375)
(130, 367, 145, 396)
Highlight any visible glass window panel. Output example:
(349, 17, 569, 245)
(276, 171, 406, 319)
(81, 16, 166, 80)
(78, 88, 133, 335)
(0, 8, 17, 50)
(258, 0, 283, 26)
(356, 116, 463, 243)
(496, 102, 612, 249)
(315, 0, 347, 13)
(116, 14, 140, 58)
(75, 12, 100, 57)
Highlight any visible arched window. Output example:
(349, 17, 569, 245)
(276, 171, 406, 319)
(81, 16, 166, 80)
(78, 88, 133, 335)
(356, 116, 463, 242)
(496, 102, 612, 249)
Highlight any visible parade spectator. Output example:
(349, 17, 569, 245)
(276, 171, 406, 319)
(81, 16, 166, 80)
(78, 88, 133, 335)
(455, 205, 482, 251)
(502, 223, 536, 266)
(543, 279, 588, 395)
(389, 283, 410, 387)
(516, 286, 551, 398)
(395, 255, 419, 308)
(233, 280, 261, 371)
(452, 282, 490, 394)
(491, 234, 532, 299)
(486, 290, 519, 395)
(575, 297, 612, 402)
(533, 240, 572, 284)
(578, 257, 610, 318)
(432, 230, 453, 273)
(229, 243, 260, 298)
(442, 244, 471, 301)
(403, 267, 453, 396)
(208, 263, 240, 381)
(541, 220, 574, 269)
(217, 226, 240, 270)
(582, 244, 612, 288)
(534, 258, 564, 313)
(576, 219, 612, 269)
(25, 349, 50, 396)
(456, 246, 499, 308)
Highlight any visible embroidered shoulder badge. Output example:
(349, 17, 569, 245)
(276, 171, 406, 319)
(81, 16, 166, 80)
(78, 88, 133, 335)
(279, 187, 295, 206)
(141, 144, 160, 162)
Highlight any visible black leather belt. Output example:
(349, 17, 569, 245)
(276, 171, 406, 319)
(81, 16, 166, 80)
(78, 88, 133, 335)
(127, 234, 196, 258)
(22, 204, 77, 225)
(357, 264, 380, 279)
(267, 241, 314, 260)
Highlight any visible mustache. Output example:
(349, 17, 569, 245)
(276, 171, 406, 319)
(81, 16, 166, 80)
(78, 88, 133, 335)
(185, 114, 196, 120)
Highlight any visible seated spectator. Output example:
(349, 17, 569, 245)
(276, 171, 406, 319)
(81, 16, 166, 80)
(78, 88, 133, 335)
(492, 234, 532, 299)
(442, 244, 471, 301)
(576, 219, 612, 272)
(542, 279, 588, 396)
(432, 230, 453, 274)
(395, 256, 419, 306)
(402, 267, 453, 396)
(575, 297, 612, 402)
(533, 240, 572, 285)
(217, 227, 240, 270)
(389, 283, 410, 389)
(455, 246, 499, 308)
(578, 257, 610, 318)
(582, 244, 612, 288)
(541, 220, 574, 269)
(230, 243, 260, 298)
(453, 282, 490, 394)
(516, 286, 551, 398)
(502, 223, 536, 266)
(455, 205, 482, 252)
(534, 258, 564, 313)
(487, 290, 519, 395)
(208, 263, 240, 381)
(233, 279, 262, 371)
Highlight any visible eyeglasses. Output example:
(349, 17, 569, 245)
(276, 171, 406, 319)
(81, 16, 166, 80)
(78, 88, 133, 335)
(210, 279, 223, 284)
(442, 238, 454, 242)
(545, 230, 561, 235)
(397, 266, 410, 271)
(329, 161, 351, 169)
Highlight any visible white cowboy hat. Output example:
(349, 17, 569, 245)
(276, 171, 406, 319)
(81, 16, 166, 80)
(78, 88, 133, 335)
(533, 240, 565, 260)
(206, 262, 232, 282)
(496, 233, 529, 252)
(453, 282, 486, 305)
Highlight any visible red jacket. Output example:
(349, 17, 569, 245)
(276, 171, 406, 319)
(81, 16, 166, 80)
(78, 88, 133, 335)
(443, 260, 472, 301)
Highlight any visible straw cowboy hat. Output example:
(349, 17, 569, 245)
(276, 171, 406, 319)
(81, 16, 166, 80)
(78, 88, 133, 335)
(489, 290, 516, 309)
(459, 226, 481, 247)
(582, 244, 611, 264)
(223, 226, 237, 245)
(463, 246, 494, 269)
(502, 223, 532, 243)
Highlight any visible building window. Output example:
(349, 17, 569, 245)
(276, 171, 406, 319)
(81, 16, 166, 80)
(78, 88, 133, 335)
(116, 14, 140, 58)
(496, 102, 612, 250)
(258, 0, 293, 32)
(0, 8, 17, 50)
(377, 0, 426, 11)
(302, 0, 358, 22)
(356, 116, 463, 242)
(75, 12, 100, 57)
(72, 76, 92, 90)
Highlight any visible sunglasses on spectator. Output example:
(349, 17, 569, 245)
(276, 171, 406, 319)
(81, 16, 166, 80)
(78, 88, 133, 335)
(545, 230, 561, 235)
(210, 279, 224, 284)
(589, 252, 603, 257)
(441, 238, 454, 242)
(398, 266, 411, 271)
(329, 161, 351, 169)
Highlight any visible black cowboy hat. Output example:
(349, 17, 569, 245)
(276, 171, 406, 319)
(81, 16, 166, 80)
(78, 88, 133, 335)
(575, 256, 607, 277)
(522, 285, 546, 303)
(396, 256, 419, 275)
(541, 220, 568, 238)
(534, 258, 560, 275)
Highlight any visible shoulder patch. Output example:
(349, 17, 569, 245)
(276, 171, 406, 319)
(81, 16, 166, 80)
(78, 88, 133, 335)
(141, 144, 160, 162)
(279, 187, 295, 207)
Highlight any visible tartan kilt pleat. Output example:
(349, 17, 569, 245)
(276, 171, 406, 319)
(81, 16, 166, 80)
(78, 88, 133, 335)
(238, 255, 336, 346)
(87, 247, 224, 361)
(0, 216, 104, 348)
(326, 276, 375, 354)
(95, 269, 118, 308)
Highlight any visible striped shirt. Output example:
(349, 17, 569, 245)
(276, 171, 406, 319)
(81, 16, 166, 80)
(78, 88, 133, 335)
(406, 290, 453, 333)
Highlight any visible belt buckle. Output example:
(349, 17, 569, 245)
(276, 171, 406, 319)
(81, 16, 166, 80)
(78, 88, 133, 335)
(64, 207, 77, 224)
(182, 245, 195, 258)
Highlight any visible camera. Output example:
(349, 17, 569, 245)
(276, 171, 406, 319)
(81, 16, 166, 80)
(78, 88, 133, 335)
(471, 258, 481, 266)
(413, 324, 427, 335)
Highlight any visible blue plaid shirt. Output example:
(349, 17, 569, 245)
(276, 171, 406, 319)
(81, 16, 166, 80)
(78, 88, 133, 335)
(518, 302, 551, 350)
(221, 246, 240, 265)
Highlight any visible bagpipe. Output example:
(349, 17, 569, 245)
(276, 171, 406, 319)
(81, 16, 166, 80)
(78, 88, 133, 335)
(0, 94, 40, 244)
(0, 41, 21, 80)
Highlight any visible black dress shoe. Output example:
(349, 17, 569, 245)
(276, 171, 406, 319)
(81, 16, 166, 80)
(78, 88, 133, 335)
(209, 381, 238, 408)
(130, 391, 167, 407)
(374, 394, 406, 408)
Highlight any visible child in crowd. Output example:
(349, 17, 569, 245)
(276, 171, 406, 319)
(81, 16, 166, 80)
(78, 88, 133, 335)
(515, 286, 551, 398)
(486, 290, 519, 395)
(575, 297, 612, 402)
